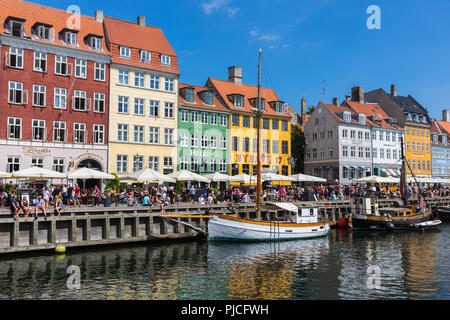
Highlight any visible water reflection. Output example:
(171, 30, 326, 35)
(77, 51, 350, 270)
(0, 225, 448, 300)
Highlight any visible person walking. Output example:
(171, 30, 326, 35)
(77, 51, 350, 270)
(74, 184, 81, 207)
(93, 185, 101, 207)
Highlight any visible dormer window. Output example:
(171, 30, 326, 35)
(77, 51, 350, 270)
(65, 30, 77, 46)
(228, 94, 244, 108)
(406, 112, 412, 121)
(433, 134, 438, 143)
(161, 54, 171, 66)
(90, 36, 102, 50)
(182, 87, 195, 103)
(414, 114, 420, 122)
(343, 111, 351, 123)
(421, 115, 427, 123)
(443, 135, 448, 145)
(199, 90, 213, 105)
(270, 101, 286, 113)
(35, 23, 54, 41)
(9, 19, 24, 37)
(141, 50, 151, 63)
(358, 113, 366, 125)
(120, 46, 131, 58)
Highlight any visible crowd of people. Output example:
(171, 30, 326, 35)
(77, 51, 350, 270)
(2, 181, 450, 219)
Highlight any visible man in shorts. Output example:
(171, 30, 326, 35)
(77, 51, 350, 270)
(34, 195, 47, 220)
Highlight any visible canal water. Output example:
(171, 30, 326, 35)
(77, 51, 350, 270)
(0, 224, 448, 300)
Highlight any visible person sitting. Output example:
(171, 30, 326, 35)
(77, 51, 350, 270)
(34, 195, 47, 220)
(10, 194, 22, 220)
(21, 196, 32, 218)
(54, 195, 64, 217)
(142, 193, 151, 206)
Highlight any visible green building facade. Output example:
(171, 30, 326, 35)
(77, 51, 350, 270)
(178, 84, 230, 174)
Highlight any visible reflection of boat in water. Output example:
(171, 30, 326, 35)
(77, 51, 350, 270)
(208, 203, 330, 241)
(434, 207, 450, 222)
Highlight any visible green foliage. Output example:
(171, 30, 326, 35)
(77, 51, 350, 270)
(306, 105, 316, 115)
(175, 181, 184, 195)
(291, 125, 306, 174)
(106, 173, 121, 190)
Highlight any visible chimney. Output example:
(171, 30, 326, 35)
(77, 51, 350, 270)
(137, 16, 146, 27)
(333, 97, 339, 106)
(391, 84, 397, 96)
(443, 109, 450, 122)
(351, 86, 364, 104)
(228, 66, 242, 85)
(301, 97, 306, 125)
(94, 10, 104, 23)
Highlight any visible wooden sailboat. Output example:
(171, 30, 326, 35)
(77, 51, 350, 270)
(207, 50, 330, 241)
(348, 137, 434, 231)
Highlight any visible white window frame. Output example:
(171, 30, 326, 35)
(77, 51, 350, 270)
(6, 156, 20, 173)
(149, 100, 159, 117)
(134, 72, 145, 87)
(31, 119, 46, 141)
(91, 37, 102, 50)
(32, 84, 46, 107)
(164, 128, 174, 145)
(93, 124, 105, 144)
(6, 47, 24, 69)
(93, 93, 105, 113)
(134, 98, 145, 115)
(118, 69, 129, 85)
(118, 96, 129, 113)
(149, 157, 159, 171)
(117, 124, 128, 142)
(150, 74, 160, 89)
(8, 81, 27, 105)
(149, 127, 159, 144)
(161, 54, 171, 66)
(164, 102, 174, 118)
(165, 77, 174, 92)
(94, 62, 106, 81)
(34, 52, 47, 72)
(120, 46, 131, 58)
(75, 59, 87, 78)
(31, 157, 44, 168)
(72, 90, 90, 112)
(134, 125, 144, 143)
(220, 114, 227, 126)
(73, 123, 86, 144)
(141, 50, 151, 63)
(53, 121, 67, 142)
(181, 110, 189, 122)
(52, 158, 65, 173)
(7, 117, 22, 140)
(55, 55, 72, 76)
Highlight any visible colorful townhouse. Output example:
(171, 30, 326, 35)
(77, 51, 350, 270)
(178, 83, 229, 174)
(342, 89, 404, 178)
(206, 66, 292, 178)
(365, 85, 432, 177)
(304, 97, 373, 184)
(103, 15, 180, 176)
(431, 114, 450, 179)
(0, 0, 110, 177)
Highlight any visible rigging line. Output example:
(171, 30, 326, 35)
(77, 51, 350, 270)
(261, 55, 276, 93)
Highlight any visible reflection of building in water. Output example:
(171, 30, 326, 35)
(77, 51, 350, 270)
(207, 240, 329, 299)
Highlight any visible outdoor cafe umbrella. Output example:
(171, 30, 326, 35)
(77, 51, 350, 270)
(290, 173, 327, 183)
(0, 170, 12, 179)
(261, 172, 293, 182)
(229, 173, 258, 184)
(120, 168, 176, 183)
(67, 168, 115, 190)
(353, 175, 399, 184)
(11, 167, 67, 179)
(168, 170, 211, 183)
(203, 172, 231, 182)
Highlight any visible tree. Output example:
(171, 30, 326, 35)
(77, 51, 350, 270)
(306, 105, 316, 115)
(291, 125, 306, 174)
(106, 173, 121, 191)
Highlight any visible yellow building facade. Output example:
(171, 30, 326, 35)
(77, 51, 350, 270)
(404, 123, 431, 177)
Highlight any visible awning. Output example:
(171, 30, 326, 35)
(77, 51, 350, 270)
(344, 166, 353, 170)
(354, 167, 362, 171)
(364, 167, 371, 172)
(269, 202, 299, 214)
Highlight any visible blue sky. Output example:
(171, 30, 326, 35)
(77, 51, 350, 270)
(34, 0, 450, 119)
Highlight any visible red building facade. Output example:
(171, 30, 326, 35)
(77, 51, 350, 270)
(0, 0, 110, 173)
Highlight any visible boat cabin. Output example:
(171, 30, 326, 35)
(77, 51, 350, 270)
(270, 203, 320, 223)
(350, 196, 379, 216)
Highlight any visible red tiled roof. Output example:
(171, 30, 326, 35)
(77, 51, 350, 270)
(207, 78, 291, 118)
(0, 0, 109, 56)
(342, 100, 403, 130)
(103, 16, 179, 75)
(435, 120, 450, 135)
(179, 83, 229, 112)
(320, 102, 377, 127)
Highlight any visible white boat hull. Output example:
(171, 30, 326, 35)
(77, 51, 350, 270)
(208, 215, 330, 241)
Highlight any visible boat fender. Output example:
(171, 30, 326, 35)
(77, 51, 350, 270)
(386, 222, 395, 231)
(55, 245, 66, 254)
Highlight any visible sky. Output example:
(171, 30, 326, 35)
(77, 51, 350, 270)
(32, 0, 450, 120)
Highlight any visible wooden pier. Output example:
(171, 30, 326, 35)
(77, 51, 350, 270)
(1, 197, 448, 254)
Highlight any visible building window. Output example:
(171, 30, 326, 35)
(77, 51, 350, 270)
(263, 118, 270, 130)
(55, 56, 70, 76)
(149, 157, 159, 171)
(34, 52, 47, 72)
(232, 137, 239, 151)
(272, 140, 279, 154)
(282, 141, 289, 154)
(366, 148, 371, 159)
(263, 140, 270, 154)
(220, 136, 227, 150)
(164, 102, 174, 118)
(219, 160, 227, 173)
(386, 149, 391, 159)
(93, 124, 104, 144)
(65, 31, 77, 45)
(242, 116, 250, 128)
(10, 20, 23, 37)
(281, 120, 288, 131)
(134, 98, 145, 115)
(134, 126, 144, 143)
(32, 85, 46, 107)
(73, 123, 86, 143)
(380, 148, 385, 159)
(210, 136, 218, 149)
(201, 135, 208, 149)
(117, 155, 128, 174)
(7, 117, 21, 140)
(350, 130, 356, 139)
(118, 96, 129, 113)
(117, 124, 128, 142)
(120, 46, 131, 58)
(149, 100, 159, 117)
(232, 114, 240, 126)
(135, 72, 145, 87)
(141, 50, 151, 63)
(350, 147, 356, 158)
(161, 54, 171, 66)
(191, 134, 198, 148)
(72, 90, 88, 111)
(343, 111, 351, 123)
(8, 81, 26, 104)
(31, 157, 44, 168)
(210, 159, 217, 173)
(32, 119, 46, 141)
(149, 127, 159, 144)
(94, 93, 105, 113)
(75, 59, 87, 78)
(180, 133, 189, 147)
(201, 112, 209, 124)
(54, 88, 67, 109)
(272, 119, 279, 130)
(210, 114, 218, 125)
(342, 146, 348, 157)
(191, 111, 199, 123)
(165, 77, 174, 92)
(181, 110, 189, 122)
(150, 74, 160, 89)
(220, 115, 228, 126)
(94, 63, 106, 81)
(7, 156, 20, 173)
(133, 155, 144, 172)
(53, 158, 65, 173)
(191, 158, 199, 172)
(180, 157, 188, 171)
(231, 164, 239, 175)
(53, 121, 66, 142)
(163, 157, 173, 174)
(90, 37, 102, 50)
(118, 69, 129, 85)
(243, 138, 250, 153)
(342, 129, 348, 138)
(7, 47, 23, 68)
(164, 128, 173, 145)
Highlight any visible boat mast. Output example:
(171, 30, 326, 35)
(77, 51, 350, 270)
(400, 136, 421, 205)
(256, 49, 262, 220)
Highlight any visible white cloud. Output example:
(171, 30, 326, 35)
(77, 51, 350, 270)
(249, 27, 258, 37)
(201, 0, 239, 17)
(259, 32, 281, 41)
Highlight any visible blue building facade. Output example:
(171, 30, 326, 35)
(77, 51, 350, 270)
(431, 119, 450, 179)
